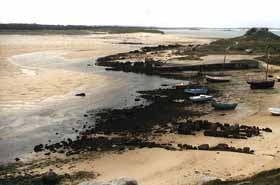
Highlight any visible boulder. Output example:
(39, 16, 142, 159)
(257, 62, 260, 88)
(198, 144, 210, 150)
(41, 170, 60, 185)
(75, 93, 86, 97)
(79, 177, 138, 185)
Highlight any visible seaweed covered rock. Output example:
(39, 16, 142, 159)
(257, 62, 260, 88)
(79, 177, 138, 185)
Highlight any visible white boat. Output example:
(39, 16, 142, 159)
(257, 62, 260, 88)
(268, 108, 280, 116)
(189, 95, 213, 103)
(205, 75, 231, 83)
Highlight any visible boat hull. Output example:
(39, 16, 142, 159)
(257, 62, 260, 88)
(184, 88, 208, 95)
(212, 102, 238, 110)
(247, 80, 275, 89)
(190, 95, 213, 103)
(205, 75, 231, 83)
(269, 108, 280, 116)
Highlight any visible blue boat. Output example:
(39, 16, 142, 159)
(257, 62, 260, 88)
(184, 88, 208, 95)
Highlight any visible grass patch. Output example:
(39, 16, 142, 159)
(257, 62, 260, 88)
(205, 168, 280, 185)
(193, 28, 280, 55)
(255, 55, 280, 66)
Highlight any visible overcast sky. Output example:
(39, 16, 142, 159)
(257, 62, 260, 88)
(1, 0, 279, 28)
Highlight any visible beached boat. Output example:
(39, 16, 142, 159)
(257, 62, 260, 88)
(212, 102, 238, 110)
(205, 56, 231, 83)
(205, 75, 231, 83)
(184, 87, 208, 95)
(172, 99, 186, 103)
(268, 108, 280, 116)
(247, 79, 275, 89)
(248, 45, 275, 89)
(175, 83, 189, 89)
(189, 95, 213, 103)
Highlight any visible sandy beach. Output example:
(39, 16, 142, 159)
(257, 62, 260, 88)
(1, 31, 280, 185)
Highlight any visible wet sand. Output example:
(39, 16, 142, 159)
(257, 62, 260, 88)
(0, 33, 207, 163)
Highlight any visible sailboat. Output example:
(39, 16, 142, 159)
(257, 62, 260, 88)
(247, 46, 275, 89)
(205, 56, 231, 83)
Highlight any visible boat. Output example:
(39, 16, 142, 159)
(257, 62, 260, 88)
(212, 102, 238, 110)
(205, 75, 231, 83)
(189, 95, 213, 103)
(205, 56, 231, 83)
(175, 83, 189, 89)
(268, 108, 280, 116)
(248, 45, 275, 89)
(184, 87, 208, 95)
(247, 79, 275, 89)
(172, 99, 186, 103)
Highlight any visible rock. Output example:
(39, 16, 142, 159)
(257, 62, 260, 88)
(75, 93, 86, 97)
(41, 170, 60, 185)
(198, 176, 221, 185)
(263, 127, 272, 132)
(134, 98, 140, 102)
(198, 144, 210, 150)
(34, 144, 44, 152)
(79, 177, 138, 185)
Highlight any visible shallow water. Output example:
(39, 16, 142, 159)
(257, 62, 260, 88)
(0, 51, 184, 163)
(161, 28, 280, 38)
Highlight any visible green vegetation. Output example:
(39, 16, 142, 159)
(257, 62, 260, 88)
(195, 28, 280, 55)
(0, 171, 96, 185)
(0, 23, 163, 34)
(256, 55, 280, 66)
(205, 168, 280, 185)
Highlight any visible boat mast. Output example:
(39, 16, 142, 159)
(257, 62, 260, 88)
(265, 46, 270, 80)
(223, 55, 226, 74)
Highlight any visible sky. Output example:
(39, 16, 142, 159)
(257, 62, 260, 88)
(0, 0, 280, 28)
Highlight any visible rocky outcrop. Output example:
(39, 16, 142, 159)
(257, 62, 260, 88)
(244, 27, 280, 41)
(79, 177, 138, 185)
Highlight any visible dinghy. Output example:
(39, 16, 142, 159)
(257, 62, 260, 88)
(205, 56, 231, 83)
(268, 108, 280, 116)
(206, 75, 231, 83)
(184, 87, 208, 95)
(175, 83, 189, 89)
(247, 79, 275, 89)
(189, 95, 213, 103)
(212, 102, 238, 110)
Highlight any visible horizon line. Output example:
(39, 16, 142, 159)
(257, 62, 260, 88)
(1, 22, 280, 30)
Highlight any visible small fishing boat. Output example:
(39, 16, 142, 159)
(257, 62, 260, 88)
(248, 45, 275, 89)
(175, 83, 189, 89)
(205, 56, 231, 83)
(206, 75, 231, 83)
(212, 102, 238, 110)
(184, 87, 208, 95)
(268, 108, 280, 116)
(172, 99, 186, 103)
(189, 95, 213, 103)
(247, 79, 275, 89)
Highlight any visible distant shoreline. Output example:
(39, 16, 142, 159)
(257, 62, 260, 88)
(0, 23, 164, 34)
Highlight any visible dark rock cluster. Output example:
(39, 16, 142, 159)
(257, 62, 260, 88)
(177, 119, 271, 139)
(34, 135, 255, 156)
